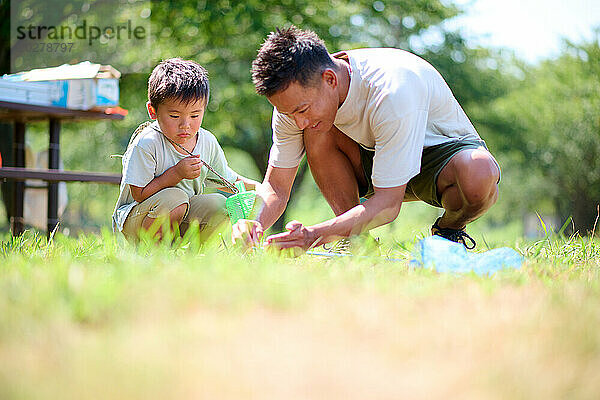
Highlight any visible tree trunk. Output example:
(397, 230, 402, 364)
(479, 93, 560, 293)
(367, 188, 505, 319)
(572, 194, 600, 236)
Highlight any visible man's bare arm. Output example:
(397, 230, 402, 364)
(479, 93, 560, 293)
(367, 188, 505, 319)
(265, 185, 406, 250)
(255, 165, 298, 230)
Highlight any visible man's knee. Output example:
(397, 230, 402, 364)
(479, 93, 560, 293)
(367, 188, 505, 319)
(304, 126, 363, 184)
(457, 151, 500, 208)
(304, 127, 338, 160)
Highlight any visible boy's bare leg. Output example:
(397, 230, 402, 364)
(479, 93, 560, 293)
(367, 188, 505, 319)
(303, 126, 367, 216)
(436, 147, 500, 230)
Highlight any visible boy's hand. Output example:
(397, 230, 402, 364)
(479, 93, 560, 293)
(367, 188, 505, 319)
(232, 219, 264, 248)
(175, 156, 203, 180)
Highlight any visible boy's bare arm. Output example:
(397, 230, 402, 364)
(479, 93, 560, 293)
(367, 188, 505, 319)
(130, 156, 203, 203)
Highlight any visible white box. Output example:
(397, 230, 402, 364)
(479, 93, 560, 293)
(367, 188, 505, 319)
(51, 78, 119, 110)
(1, 62, 120, 110)
(0, 80, 61, 107)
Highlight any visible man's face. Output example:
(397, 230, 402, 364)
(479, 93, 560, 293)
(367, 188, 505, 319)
(147, 98, 206, 146)
(267, 75, 339, 134)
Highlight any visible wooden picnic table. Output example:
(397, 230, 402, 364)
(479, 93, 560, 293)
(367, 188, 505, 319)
(0, 100, 124, 237)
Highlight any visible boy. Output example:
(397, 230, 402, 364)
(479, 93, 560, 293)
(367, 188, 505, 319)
(113, 58, 257, 241)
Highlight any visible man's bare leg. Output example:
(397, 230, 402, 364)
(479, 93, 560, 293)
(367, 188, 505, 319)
(303, 126, 367, 216)
(436, 147, 500, 230)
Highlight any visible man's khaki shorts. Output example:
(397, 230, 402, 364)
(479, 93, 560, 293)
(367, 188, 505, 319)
(358, 139, 499, 207)
(122, 187, 227, 240)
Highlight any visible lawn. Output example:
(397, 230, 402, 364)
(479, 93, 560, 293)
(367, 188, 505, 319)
(0, 222, 599, 399)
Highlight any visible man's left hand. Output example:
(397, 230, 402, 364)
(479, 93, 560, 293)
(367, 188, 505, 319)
(264, 220, 317, 252)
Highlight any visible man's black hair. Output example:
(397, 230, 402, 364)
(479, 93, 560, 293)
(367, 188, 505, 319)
(148, 58, 209, 108)
(251, 25, 336, 97)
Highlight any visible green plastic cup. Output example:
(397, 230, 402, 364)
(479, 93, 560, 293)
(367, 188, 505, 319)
(225, 181, 256, 224)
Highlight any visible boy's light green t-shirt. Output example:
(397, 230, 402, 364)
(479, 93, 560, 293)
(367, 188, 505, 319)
(112, 121, 238, 232)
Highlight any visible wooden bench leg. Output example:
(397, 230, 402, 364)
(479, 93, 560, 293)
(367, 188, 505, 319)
(11, 122, 25, 236)
(48, 119, 60, 237)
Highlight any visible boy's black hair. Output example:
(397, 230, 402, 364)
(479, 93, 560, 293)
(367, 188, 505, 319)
(148, 58, 209, 108)
(251, 25, 336, 97)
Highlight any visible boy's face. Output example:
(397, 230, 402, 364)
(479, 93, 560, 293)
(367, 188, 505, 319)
(147, 98, 206, 146)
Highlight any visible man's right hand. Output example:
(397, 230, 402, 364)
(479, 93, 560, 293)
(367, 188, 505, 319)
(232, 219, 264, 248)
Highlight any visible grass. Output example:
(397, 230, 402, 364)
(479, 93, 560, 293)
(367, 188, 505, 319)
(0, 223, 599, 399)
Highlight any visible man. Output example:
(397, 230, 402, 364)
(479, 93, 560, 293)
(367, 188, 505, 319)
(232, 26, 500, 251)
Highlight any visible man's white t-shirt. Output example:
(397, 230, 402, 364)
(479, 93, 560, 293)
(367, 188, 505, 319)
(268, 48, 481, 188)
(112, 121, 238, 232)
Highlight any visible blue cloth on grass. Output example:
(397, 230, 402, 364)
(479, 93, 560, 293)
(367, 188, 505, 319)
(410, 236, 523, 275)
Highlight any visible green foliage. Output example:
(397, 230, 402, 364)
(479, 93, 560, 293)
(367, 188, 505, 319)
(422, 31, 521, 107)
(480, 32, 600, 233)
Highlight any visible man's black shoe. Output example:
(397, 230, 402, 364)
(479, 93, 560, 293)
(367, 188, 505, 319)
(431, 217, 476, 249)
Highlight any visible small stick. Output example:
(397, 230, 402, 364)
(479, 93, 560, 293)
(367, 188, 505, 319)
(162, 135, 239, 193)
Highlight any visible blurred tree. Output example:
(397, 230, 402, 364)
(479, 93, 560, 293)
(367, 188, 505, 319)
(480, 31, 600, 234)
(421, 31, 520, 108)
